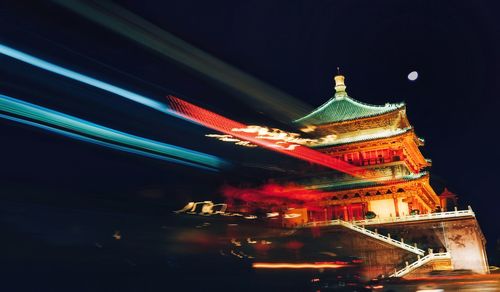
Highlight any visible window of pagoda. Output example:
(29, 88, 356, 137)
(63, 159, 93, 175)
(324, 144, 411, 168)
(392, 149, 403, 161)
(358, 149, 397, 166)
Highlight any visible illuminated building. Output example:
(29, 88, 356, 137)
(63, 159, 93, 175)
(176, 74, 490, 279)
(284, 74, 490, 278)
(293, 74, 434, 221)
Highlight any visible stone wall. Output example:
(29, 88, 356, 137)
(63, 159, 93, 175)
(443, 219, 489, 273)
(366, 217, 489, 275)
(307, 217, 489, 278)
(307, 227, 417, 279)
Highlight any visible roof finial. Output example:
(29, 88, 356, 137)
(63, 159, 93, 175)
(334, 68, 347, 98)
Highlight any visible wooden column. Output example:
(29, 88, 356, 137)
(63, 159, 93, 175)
(411, 196, 419, 214)
(407, 196, 413, 213)
(343, 205, 349, 221)
(393, 196, 400, 217)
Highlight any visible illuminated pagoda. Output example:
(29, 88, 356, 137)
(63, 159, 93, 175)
(181, 74, 490, 279)
(282, 74, 490, 278)
(292, 74, 436, 221)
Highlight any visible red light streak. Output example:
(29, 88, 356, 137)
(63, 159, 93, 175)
(285, 240, 304, 250)
(222, 182, 333, 211)
(166, 95, 366, 177)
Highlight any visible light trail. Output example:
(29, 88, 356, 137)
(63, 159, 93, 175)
(0, 113, 217, 171)
(166, 95, 366, 177)
(252, 262, 349, 269)
(0, 94, 226, 171)
(52, 0, 312, 123)
(0, 44, 362, 176)
(0, 43, 179, 117)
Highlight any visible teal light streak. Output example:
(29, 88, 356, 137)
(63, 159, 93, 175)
(0, 94, 227, 171)
(0, 43, 177, 116)
(0, 113, 218, 172)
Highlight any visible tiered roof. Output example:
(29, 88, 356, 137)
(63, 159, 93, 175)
(294, 75, 404, 125)
(295, 95, 404, 125)
(290, 74, 439, 211)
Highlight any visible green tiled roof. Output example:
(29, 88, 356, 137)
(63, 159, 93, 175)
(294, 95, 404, 125)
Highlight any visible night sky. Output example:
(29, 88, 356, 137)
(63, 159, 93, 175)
(1, 0, 499, 269)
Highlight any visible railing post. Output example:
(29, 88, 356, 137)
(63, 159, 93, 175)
(428, 248, 433, 254)
(374, 228, 378, 234)
(468, 205, 472, 211)
(401, 238, 404, 243)
(387, 233, 391, 239)
(418, 255, 421, 260)
(405, 261, 409, 267)
(414, 243, 417, 249)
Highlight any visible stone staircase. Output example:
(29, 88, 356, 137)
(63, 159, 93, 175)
(304, 219, 424, 255)
(389, 252, 451, 277)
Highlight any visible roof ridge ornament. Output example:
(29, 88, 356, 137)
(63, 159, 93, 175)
(334, 69, 348, 98)
(293, 72, 406, 125)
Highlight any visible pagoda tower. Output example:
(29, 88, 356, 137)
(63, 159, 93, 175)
(177, 74, 490, 277)
(283, 74, 489, 277)
(293, 74, 440, 221)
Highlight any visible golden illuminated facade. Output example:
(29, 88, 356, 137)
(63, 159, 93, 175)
(183, 74, 489, 277)
(282, 74, 489, 277)
(293, 74, 440, 221)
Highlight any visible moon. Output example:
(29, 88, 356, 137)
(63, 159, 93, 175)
(408, 71, 418, 81)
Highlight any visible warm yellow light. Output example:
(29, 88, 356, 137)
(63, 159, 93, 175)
(369, 199, 396, 218)
(247, 238, 257, 244)
(300, 125, 316, 133)
(207, 125, 409, 149)
(252, 262, 347, 269)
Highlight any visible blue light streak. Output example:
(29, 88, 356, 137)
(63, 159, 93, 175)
(0, 93, 227, 171)
(0, 43, 177, 116)
(0, 113, 218, 172)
